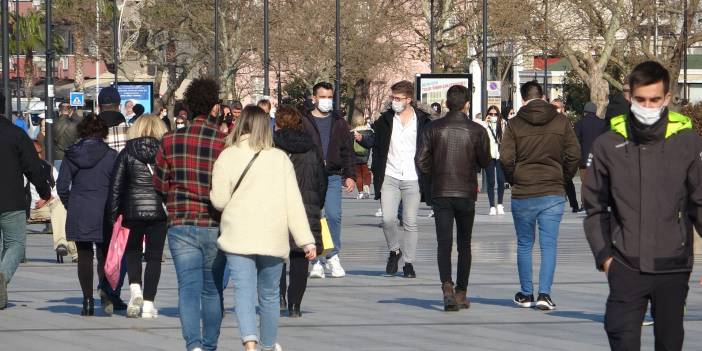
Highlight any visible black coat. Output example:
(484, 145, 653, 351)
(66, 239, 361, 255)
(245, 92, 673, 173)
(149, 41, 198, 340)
(57, 138, 118, 243)
(108, 137, 167, 224)
(301, 110, 356, 181)
(357, 105, 432, 200)
(274, 129, 327, 254)
(574, 112, 608, 167)
(0, 117, 51, 213)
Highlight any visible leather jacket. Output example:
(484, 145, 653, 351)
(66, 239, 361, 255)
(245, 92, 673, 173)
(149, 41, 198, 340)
(108, 137, 167, 223)
(416, 111, 490, 200)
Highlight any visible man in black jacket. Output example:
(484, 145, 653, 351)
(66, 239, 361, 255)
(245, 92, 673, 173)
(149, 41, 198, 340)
(584, 61, 702, 350)
(355, 80, 432, 278)
(574, 102, 607, 204)
(416, 85, 490, 311)
(302, 82, 356, 279)
(0, 93, 52, 309)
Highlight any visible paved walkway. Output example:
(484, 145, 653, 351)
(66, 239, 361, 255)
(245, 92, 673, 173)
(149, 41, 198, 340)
(2, 184, 702, 350)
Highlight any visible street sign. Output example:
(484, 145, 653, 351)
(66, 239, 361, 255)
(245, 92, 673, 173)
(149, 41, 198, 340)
(70, 92, 85, 107)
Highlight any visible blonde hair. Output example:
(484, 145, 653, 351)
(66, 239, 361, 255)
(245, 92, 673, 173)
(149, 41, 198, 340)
(127, 114, 168, 140)
(226, 105, 274, 151)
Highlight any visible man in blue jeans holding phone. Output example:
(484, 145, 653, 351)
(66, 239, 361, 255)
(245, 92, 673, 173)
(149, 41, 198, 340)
(500, 80, 580, 311)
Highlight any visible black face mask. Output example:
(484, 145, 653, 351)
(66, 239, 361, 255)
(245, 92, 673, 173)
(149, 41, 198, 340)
(224, 113, 233, 125)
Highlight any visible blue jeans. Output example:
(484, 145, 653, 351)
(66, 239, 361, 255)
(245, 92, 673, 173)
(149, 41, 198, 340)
(511, 195, 565, 295)
(168, 226, 226, 351)
(485, 159, 505, 207)
(324, 175, 342, 258)
(0, 211, 27, 283)
(227, 254, 284, 349)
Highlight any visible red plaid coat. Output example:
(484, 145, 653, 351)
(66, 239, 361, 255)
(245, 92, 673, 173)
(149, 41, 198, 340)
(153, 115, 226, 227)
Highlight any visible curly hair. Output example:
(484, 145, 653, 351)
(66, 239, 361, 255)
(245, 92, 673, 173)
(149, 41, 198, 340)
(184, 78, 220, 119)
(77, 115, 108, 139)
(274, 105, 304, 131)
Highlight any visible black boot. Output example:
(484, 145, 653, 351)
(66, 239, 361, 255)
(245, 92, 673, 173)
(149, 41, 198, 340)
(280, 294, 287, 311)
(81, 297, 95, 316)
(288, 304, 301, 318)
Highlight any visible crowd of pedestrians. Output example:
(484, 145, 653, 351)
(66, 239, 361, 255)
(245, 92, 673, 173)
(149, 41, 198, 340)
(0, 60, 701, 351)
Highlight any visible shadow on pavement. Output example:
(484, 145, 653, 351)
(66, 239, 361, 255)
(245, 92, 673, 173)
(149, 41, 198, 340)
(377, 297, 444, 312)
(345, 270, 386, 277)
(469, 296, 517, 308)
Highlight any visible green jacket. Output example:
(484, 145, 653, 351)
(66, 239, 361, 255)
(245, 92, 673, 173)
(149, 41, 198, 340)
(583, 110, 702, 273)
(52, 115, 79, 161)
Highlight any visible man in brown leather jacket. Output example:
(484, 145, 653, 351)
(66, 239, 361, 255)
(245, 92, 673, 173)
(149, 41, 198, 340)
(416, 85, 490, 311)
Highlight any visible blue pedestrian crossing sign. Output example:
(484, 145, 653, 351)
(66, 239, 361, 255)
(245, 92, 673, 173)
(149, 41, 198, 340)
(70, 92, 85, 107)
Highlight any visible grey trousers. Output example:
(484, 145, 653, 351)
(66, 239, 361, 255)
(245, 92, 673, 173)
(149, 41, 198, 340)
(380, 176, 420, 263)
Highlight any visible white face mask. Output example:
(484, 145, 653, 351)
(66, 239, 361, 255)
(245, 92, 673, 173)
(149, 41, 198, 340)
(392, 101, 406, 113)
(630, 102, 664, 126)
(317, 98, 333, 113)
(489, 115, 498, 123)
(176, 123, 185, 129)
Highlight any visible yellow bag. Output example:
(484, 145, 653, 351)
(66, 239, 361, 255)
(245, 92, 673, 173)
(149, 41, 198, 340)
(320, 217, 335, 256)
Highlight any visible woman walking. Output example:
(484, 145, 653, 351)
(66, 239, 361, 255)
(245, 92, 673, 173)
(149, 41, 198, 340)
(484, 105, 506, 215)
(211, 106, 316, 351)
(57, 116, 118, 316)
(108, 115, 168, 318)
(351, 115, 373, 199)
(273, 105, 326, 318)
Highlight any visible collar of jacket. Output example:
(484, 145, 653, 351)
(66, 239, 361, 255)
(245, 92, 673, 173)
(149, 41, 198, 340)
(191, 114, 219, 128)
(610, 111, 692, 140)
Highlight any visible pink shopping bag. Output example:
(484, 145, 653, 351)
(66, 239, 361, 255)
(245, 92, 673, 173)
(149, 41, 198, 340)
(105, 215, 129, 290)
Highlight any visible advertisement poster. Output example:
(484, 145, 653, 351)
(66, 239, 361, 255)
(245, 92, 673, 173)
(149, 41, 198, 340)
(415, 73, 472, 117)
(115, 82, 153, 118)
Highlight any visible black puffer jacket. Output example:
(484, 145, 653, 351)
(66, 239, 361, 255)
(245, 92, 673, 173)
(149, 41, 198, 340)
(274, 129, 327, 254)
(108, 137, 167, 224)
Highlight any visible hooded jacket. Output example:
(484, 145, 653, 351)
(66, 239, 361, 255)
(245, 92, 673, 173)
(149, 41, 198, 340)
(358, 102, 433, 200)
(108, 137, 167, 224)
(499, 99, 581, 199)
(274, 129, 327, 254)
(0, 117, 51, 213)
(584, 110, 702, 274)
(57, 138, 118, 243)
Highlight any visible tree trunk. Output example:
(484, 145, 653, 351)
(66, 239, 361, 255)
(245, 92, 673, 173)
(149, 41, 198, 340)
(73, 30, 85, 91)
(23, 51, 34, 99)
(586, 70, 610, 117)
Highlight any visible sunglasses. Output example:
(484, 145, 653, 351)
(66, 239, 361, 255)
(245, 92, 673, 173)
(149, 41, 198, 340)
(487, 113, 498, 116)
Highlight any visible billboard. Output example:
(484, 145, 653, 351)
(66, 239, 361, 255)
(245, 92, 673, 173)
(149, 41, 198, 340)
(415, 73, 472, 117)
(115, 82, 154, 117)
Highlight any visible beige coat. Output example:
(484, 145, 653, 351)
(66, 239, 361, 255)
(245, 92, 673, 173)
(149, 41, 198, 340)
(210, 139, 315, 259)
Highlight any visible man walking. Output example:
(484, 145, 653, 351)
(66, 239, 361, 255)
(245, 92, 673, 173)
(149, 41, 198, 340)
(416, 85, 490, 311)
(584, 61, 702, 351)
(53, 102, 79, 171)
(0, 93, 52, 309)
(154, 78, 226, 351)
(302, 82, 355, 279)
(500, 80, 580, 311)
(574, 101, 607, 201)
(355, 80, 432, 278)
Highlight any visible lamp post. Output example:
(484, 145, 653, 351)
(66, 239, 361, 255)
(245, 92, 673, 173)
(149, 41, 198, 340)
(683, 0, 688, 104)
(45, 0, 54, 164)
(2, 0, 9, 118)
(263, 0, 269, 96)
(113, 0, 118, 85)
(214, 0, 220, 80)
(543, 0, 548, 98)
(15, 0, 20, 116)
(334, 0, 341, 114)
(430, 0, 435, 73)
(481, 0, 487, 117)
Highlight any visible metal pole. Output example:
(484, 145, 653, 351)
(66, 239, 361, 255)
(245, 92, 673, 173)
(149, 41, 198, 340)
(214, 0, 219, 80)
(481, 0, 487, 117)
(2, 0, 10, 118)
(334, 0, 341, 114)
(653, 0, 658, 56)
(15, 0, 20, 116)
(45, 0, 54, 164)
(683, 0, 688, 103)
(96, 0, 100, 111)
(430, 0, 435, 73)
(112, 0, 118, 85)
(543, 0, 548, 99)
(263, 0, 269, 96)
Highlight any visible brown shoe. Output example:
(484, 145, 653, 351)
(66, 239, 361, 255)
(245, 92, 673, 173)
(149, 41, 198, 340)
(442, 282, 459, 312)
(455, 289, 470, 309)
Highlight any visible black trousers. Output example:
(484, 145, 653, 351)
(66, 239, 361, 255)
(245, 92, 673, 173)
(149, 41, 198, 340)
(605, 260, 690, 351)
(432, 197, 475, 291)
(123, 220, 167, 301)
(76, 241, 106, 299)
(565, 178, 579, 210)
(279, 251, 310, 305)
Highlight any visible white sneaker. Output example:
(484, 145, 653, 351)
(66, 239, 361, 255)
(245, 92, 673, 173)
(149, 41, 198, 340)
(309, 261, 326, 279)
(127, 283, 143, 318)
(374, 208, 383, 217)
(489, 207, 497, 216)
(356, 193, 364, 200)
(141, 300, 159, 319)
(325, 255, 346, 278)
(427, 210, 434, 218)
(497, 204, 505, 215)
(262, 343, 283, 351)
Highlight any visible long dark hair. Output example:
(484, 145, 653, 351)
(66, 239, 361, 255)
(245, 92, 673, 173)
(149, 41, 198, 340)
(486, 105, 503, 142)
